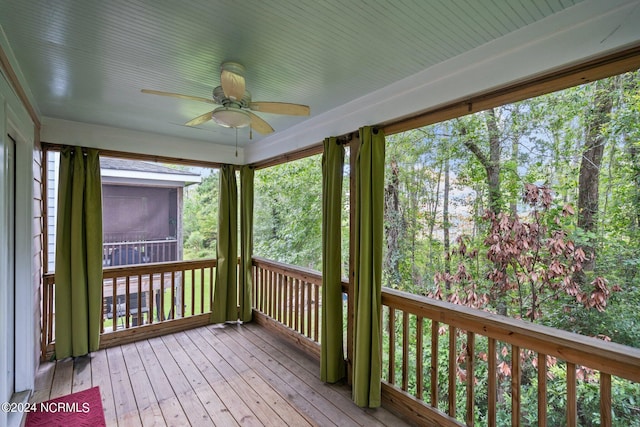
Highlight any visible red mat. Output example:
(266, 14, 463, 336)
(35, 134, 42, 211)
(26, 386, 105, 427)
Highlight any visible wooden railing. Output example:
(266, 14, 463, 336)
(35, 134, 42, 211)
(41, 258, 216, 360)
(251, 257, 326, 356)
(250, 260, 640, 427)
(103, 239, 178, 266)
(41, 256, 640, 426)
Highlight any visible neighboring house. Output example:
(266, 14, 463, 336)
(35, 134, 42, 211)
(46, 156, 201, 271)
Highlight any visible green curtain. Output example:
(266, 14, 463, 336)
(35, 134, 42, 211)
(212, 164, 238, 323)
(352, 126, 385, 407)
(239, 165, 254, 322)
(55, 147, 103, 359)
(321, 137, 346, 383)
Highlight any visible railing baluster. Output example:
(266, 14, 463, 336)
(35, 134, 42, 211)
(160, 272, 165, 322)
(306, 281, 312, 339)
(294, 279, 303, 332)
(402, 311, 409, 391)
(488, 338, 497, 427)
(284, 274, 289, 325)
(448, 325, 456, 418)
(99, 282, 104, 333)
(170, 271, 175, 319)
(190, 269, 195, 316)
(289, 276, 294, 329)
(200, 267, 205, 314)
(430, 320, 439, 407)
(538, 353, 547, 427)
(278, 273, 283, 323)
(567, 362, 577, 427)
(125, 275, 130, 329)
(512, 345, 521, 427)
(299, 279, 305, 335)
(210, 266, 215, 312)
(600, 372, 612, 427)
(416, 315, 423, 400)
(313, 283, 319, 342)
(260, 267, 265, 313)
(466, 331, 475, 427)
(260, 268, 269, 313)
(148, 273, 154, 325)
(389, 307, 396, 385)
(137, 273, 142, 326)
(288, 276, 294, 329)
(269, 270, 275, 318)
(111, 277, 117, 331)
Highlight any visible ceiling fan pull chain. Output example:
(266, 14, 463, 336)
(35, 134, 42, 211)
(235, 128, 238, 157)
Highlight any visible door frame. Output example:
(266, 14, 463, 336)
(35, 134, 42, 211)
(0, 71, 36, 410)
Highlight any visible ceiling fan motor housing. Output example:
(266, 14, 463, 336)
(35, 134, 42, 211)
(212, 86, 251, 108)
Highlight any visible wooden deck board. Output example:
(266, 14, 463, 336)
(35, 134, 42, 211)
(71, 355, 93, 393)
(224, 323, 408, 427)
(106, 346, 143, 426)
(120, 343, 165, 427)
(32, 323, 409, 427)
(90, 347, 118, 425)
(133, 340, 189, 427)
(49, 357, 73, 399)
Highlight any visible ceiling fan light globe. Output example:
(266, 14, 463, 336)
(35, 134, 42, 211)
(211, 107, 251, 128)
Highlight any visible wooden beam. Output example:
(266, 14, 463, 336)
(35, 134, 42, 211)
(252, 310, 321, 360)
(41, 142, 224, 169)
(381, 382, 464, 427)
(383, 44, 640, 136)
(98, 313, 211, 349)
(252, 142, 324, 170)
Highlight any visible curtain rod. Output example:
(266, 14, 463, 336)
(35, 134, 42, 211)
(42, 142, 224, 169)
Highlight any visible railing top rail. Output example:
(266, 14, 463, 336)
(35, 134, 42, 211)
(382, 286, 640, 383)
(103, 239, 179, 245)
(103, 258, 217, 277)
(44, 258, 217, 281)
(252, 256, 323, 284)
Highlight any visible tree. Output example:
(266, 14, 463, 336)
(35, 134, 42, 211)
(254, 155, 323, 270)
(576, 77, 616, 277)
(433, 184, 617, 319)
(182, 170, 219, 258)
(460, 108, 503, 215)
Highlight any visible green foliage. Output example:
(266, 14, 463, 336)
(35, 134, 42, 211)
(254, 155, 325, 270)
(183, 170, 219, 259)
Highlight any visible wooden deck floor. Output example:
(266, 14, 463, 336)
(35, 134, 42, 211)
(32, 323, 410, 426)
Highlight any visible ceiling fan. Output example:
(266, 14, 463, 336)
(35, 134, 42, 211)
(141, 62, 310, 135)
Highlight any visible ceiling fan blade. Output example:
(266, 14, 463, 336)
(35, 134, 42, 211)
(247, 112, 274, 135)
(185, 111, 213, 126)
(141, 89, 217, 105)
(220, 67, 246, 101)
(249, 102, 310, 116)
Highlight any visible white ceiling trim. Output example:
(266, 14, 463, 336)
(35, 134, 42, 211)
(41, 117, 244, 164)
(0, 25, 40, 120)
(246, 0, 640, 164)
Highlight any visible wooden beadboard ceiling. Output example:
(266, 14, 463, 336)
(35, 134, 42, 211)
(1, 0, 638, 162)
